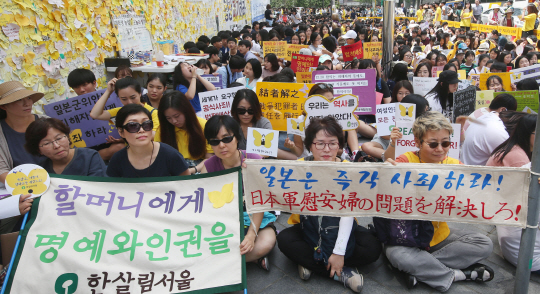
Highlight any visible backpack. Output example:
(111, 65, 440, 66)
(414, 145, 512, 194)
(373, 217, 434, 250)
(535, 18, 539, 30)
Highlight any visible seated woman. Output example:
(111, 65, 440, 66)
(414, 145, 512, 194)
(141, 73, 168, 109)
(173, 62, 216, 114)
(236, 59, 262, 91)
(24, 118, 106, 176)
(277, 116, 382, 293)
(201, 115, 276, 271)
(155, 91, 213, 174)
(384, 111, 494, 291)
(106, 104, 189, 178)
(425, 70, 459, 120)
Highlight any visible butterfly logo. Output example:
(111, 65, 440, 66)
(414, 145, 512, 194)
(513, 73, 522, 80)
(291, 120, 305, 131)
(208, 182, 234, 208)
(399, 104, 414, 117)
(253, 130, 274, 148)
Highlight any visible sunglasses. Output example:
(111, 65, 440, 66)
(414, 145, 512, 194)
(122, 120, 153, 133)
(318, 83, 333, 90)
(423, 141, 451, 149)
(237, 108, 254, 115)
(208, 135, 235, 146)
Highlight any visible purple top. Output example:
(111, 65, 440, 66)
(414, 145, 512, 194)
(204, 150, 262, 173)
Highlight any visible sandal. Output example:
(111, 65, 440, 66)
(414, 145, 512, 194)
(257, 256, 270, 271)
(462, 263, 494, 282)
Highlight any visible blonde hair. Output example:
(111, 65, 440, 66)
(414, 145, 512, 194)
(412, 111, 454, 141)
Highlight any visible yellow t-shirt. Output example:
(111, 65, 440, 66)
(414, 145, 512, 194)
(460, 11, 473, 27)
(107, 103, 159, 132)
(523, 13, 537, 31)
(435, 7, 442, 21)
(416, 9, 424, 21)
(154, 116, 213, 160)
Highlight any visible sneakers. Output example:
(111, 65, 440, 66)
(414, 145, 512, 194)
(298, 265, 312, 280)
(339, 267, 364, 293)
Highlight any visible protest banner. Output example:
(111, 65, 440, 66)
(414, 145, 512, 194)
(304, 94, 360, 131)
(341, 41, 363, 61)
(43, 89, 122, 148)
(246, 127, 279, 157)
(262, 41, 287, 58)
(396, 123, 461, 159)
(431, 66, 444, 78)
(510, 63, 540, 83)
(476, 90, 494, 110)
(413, 77, 438, 96)
(312, 69, 377, 115)
(287, 117, 305, 138)
(453, 86, 477, 122)
(363, 42, 382, 59)
(291, 53, 319, 72)
(4, 170, 246, 294)
(497, 26, 521, 38)
(296, 72, 312, 83)
(437, 70, 466, 79)
(375, 103, 416, 136)
(495, 90, 540, 112)
(201, 74, 223, 90)
(243, 160, 529, 227)
(198, 86, 243, 120)
(470, 73, 480, 86)
(286, 44, 308, 61)
(478, 72, 512, 91)
(257, 82, 315, 131)
(471, 23, 479, 31)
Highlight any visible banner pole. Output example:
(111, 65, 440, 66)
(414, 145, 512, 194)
(382, 0, 395, 81)
(1, 212, 29, 294)
(514, 111, 540, 294)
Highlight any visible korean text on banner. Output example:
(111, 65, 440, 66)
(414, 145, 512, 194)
(5, 170, 246, 294)
(291, 54, 319, 72)
(396, 123, 461, 159)
(431, 66, 444, 77)
(198, 86, 243, 120)
(257, 82, 315, 131)
(453, 86, 477, 122)
(495, 90, 540, 112)
(43, 89, 121, 148)
(479, 73, 512, 91)
(413, 77, 438, 96)
(312, 69, 377, 115)
(304, 94, 360, 131)
(375, 103, 416, 136)
(243, 160, 529, 227)
(510, 63, 540, 83)
(286, 44, 308, 61)
(263, 41, 287, 59)
(296, 72, 312, 83)
(201, 74, 223, 90)
(363, 42, 382, 59)
(341, 41, 364, 61)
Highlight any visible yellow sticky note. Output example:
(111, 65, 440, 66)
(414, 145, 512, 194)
(0, 14, 15, 26)
(52, 11, 62, 22)
(14, 15, 31, 27)
(23, 52, 35, 64)
(75, 40, 86, 51)
(24, 64, 37, 75)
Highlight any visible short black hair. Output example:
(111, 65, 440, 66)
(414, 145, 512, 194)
(516, 78, 540, 91)
(227, 37, 237, 44)
(491, 61, 508, 72)
(25, 118, 71, 156)
(204, 46, 220, 58)
(115, 104, 151, 130)
(67, 68, 96, 88)
(221, 33, 231, 40)
(196, 41, 208, 51)
(232, 31, 241, 39)
(184, 41, 196, 50)
(229, 55, 247, 70)
(238, 39, 252, 49)
(114, 76, 142, 96)
(304, 116, 344, 152)
(210, 36, 222, 45)
(188, 47, 201, 53)
(246, 59, 262, 79)
(198, 35, 211, 45)
(204, 115, 242, 144)
(490, 93, 517, 111)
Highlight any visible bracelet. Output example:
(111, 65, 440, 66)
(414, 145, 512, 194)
(193, 166, 198, 174)
(390, 142, 396, 147)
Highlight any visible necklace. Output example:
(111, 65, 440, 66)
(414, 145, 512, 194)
(221, 149, 242, 170)
(131, 141, 155, 178)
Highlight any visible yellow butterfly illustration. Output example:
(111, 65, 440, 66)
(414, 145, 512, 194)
(291, 120, 305, 131)
(6, 169, 48, 195)
(253, 130, 274, 148)
(208, 182, 234, 208)
(399, 104, 414, 117)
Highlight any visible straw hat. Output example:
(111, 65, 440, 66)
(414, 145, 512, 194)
(0, 81, 43, 106)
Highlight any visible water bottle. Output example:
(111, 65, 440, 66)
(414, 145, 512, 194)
(156, 50, 164, 67)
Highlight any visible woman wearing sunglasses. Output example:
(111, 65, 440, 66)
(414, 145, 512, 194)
(155, 91, 213, 175)
(384, 111, 494, 292)
(106, 104, 190, 177)
(200, 115, 276, 271)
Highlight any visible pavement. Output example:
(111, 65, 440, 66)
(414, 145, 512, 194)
(226, 212, 540, 294)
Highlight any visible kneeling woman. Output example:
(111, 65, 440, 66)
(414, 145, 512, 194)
(277, 117, 382, 293)
(384, 111, 494, 292)
(25, 118, 107, 176)
(201, 115, 276, 270)
(107, 104, 190, 177)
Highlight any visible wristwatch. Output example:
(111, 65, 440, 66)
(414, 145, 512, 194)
(381, 152, 386, 162)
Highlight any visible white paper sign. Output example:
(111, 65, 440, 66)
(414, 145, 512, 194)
(523, 106, 538, 114)
(198, 86, 243, 120)
(458, 79, 473, 91)
(304, 94, 360, 131)
(395, 103, 416, 124)
(375, 104, 395, 136)
(395, 123, 461, 159)
(287, 117, 305, 138)
(413, 77, 438, 96)
(246, 127, 279, 157)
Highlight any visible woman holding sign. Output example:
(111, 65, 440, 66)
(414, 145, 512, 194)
(384, 111, 494, 291)
(425, 70, 459, 120)
(200, 115, 276, 271)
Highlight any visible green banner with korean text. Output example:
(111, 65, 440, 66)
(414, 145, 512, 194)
(4, 169, 246, 294)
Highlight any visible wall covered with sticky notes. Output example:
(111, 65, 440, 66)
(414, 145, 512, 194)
(0, 0, 252, 112)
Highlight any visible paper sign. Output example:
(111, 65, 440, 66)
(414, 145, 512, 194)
(510, 63, 540, 83)
(287, 117, 305, 138)
(375, 104, 396, 136)
(42, 89, 122, 148)
(291, 53, 319, 72)
(246, 127, 279, 157)
(395, 103, 416, 124)
(363, 42, 382, 59)
(198, 86, 243, 120)
(376, 92, 384, 105)
(304, 94, 360, 131)
(431, 66, 444, 78)
(479, 72, 512, 91)
(296, 72, 312, 83)
(458, 79, 473, 91)
(341, 41, 364, 61)
(201, 74, 223, 90)
(495, 90, 539, 112)
(257, 82, 315, 131)
(263, 41, 287, 59)
(413, 77, 438, 96)
(396, 123, 461, 159)
(5, 164, 50, 198)
(2, 23, 20, 41)
(476, 90, 494, 109)
(453, 86, 477, 121)
(286, 44, 308, 61)
(312, 69, 377, 115)
(437, 70, 466, 79)
(523, 106, 538, 114)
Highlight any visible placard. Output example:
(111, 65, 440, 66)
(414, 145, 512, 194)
(286, 44, 308, 61)
(413, 77, 438, 96)
(375, 104, 395, 136)
(287, 117, 305, 138)
(198, 86, 242, 120)
(510, 63, 540, 83)
(341, 41, 364, 61)
(112, 14, 153, 58)
(478, 72, 512, 91)
(201, 74, 223, 90)
(262, 41, 287, 59)
(396, 123, 461, 159)
(458, 79, 473, 91)
(395, 103, 416, 124)
(312, 69, 377, 115)
(453, 86, 477, 121)
(476, 90, 494, 110)
(431, 66, 444, 77)
(291, 53, 319, 72)
(246, 127, 279, 157)
(5, 164, 50, 198)
(495, 90, 539, 113)
(296, 72, 312, 83)
(42, 89, 122, 148)
(523, 106, 538, 114)
(437, 70, 466, 79)
(363, 42, 382, 59)
(303, 94, 360, 131)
